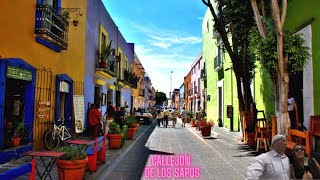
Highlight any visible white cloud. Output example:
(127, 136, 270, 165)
(130, 22, 201, 96)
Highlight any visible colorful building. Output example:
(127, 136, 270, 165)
(184, 70, 191, 111)
(0, 0, 141, 163)
(133, 53, 146, 109)
(0, 0, 87, 162)
(190, 53, 203, 114)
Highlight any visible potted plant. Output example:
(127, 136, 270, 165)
(11, 121, 25, 147)
(98, 40, 114, 68)
(121, 125, 128, 147)
(55, 146, 88, 180)
(201, 121, 214, 137)
(72, 11, 83, 26)
(108, 122, 122, 149)
(125, 116, 136, 140)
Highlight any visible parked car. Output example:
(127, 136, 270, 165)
(134, 108, 153, 125)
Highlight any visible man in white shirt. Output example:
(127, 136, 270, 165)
(247, 135, 290, 180)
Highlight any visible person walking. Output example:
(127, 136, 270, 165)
(89, 104, 102, 138)
(156, 109, 163, 127)
(181, 108, 188, 127)
(171, 108, 179, 128)
(247, 135, 290, 180)
(163, 107, 169, 128)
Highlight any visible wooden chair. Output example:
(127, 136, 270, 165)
(255, 110, 270, 151)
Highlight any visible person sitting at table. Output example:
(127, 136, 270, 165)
(89, 104, 102, 138)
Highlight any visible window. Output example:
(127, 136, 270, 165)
(198, 62, 200, 70)
(99, 25, 109, 53)
(125, 57, 128, 70)
(118, 48, 123, 79)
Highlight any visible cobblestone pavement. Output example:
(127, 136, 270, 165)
(93, 119, 260, 180)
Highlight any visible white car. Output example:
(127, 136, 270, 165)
(134, 108, 153, 125)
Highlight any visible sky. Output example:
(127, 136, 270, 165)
(102, 0, 207, 97)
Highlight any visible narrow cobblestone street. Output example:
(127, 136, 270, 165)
(90, 119, 259, 180)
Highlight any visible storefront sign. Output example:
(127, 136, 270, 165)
(37, 114, 49, 119)
(37, 100, 50, 119)
(7, 66, 32, 81)
(38, 101, 50, 106)
(73, 95, 84, 133)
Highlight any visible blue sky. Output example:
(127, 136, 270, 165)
(102, 0, 207, 97)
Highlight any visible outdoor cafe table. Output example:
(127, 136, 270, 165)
(23, 150, 65, 180)
(65, 139, 95, 153)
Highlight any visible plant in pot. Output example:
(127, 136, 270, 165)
(201, 121, 214, 137)
(108, 122, 122, 149)
(55, 146, 88, 180)
(11, 121, 25, 147)
(98, 40, 114, 69)
(125, 116, 136, 140)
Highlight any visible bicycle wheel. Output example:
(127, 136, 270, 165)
(44, 129, 60, 150)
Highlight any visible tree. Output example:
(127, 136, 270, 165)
(202, 0, 256, 135)
(155, 92, 167, 105)
(250, 0, 309, 135)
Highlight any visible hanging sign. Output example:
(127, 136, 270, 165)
(73, 95, 84, 133)
(7, 66, 32, 81)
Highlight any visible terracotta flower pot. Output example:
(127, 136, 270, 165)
(126, 128, 135, 140)
(201, 127, 211, 137)
(12, 137, 21, 147)
(56, 157, 88, 180)
(108, 134, 123, 149)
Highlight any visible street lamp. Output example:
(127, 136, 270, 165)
(225, 67, 233, 131)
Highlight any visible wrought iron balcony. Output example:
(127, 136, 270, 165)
(35, 5, 69, 50)
(96, 56, 118, 78)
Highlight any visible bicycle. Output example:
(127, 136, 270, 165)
(44, 117, 72, 150)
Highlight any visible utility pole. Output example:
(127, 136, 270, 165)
(170, 71, 173, 98)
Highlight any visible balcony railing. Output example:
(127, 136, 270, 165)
(35, 5, 69, 50)
(96, 56, 118, 78)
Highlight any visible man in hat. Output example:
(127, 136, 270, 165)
(247, 135, 290, 180)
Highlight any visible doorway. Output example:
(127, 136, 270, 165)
(3, 78, 29, 149)
(116, 90, 121, 107)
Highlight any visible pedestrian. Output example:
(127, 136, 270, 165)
(171, 108, 179, 128)
(247, 134, 290, 180)
(290, 144, 320, 179)
(163, 107, 169, 128)
(103, 102, 115, 134)
(288, 92, 296, 129)
(89, 104, 102, 138)
(114, 106, 125, 129)
(181, 108, 188, 127)
(156, 109, 162, 127)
